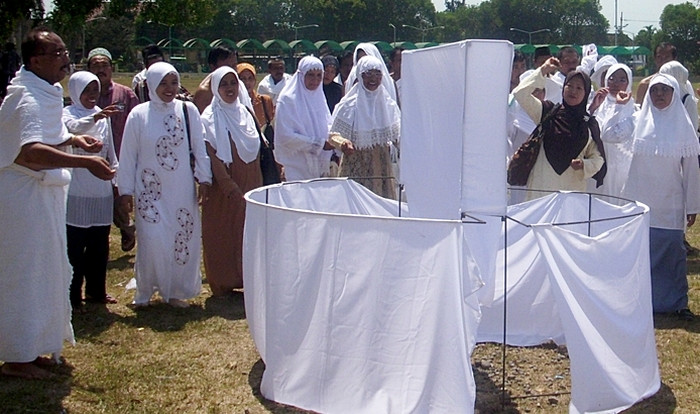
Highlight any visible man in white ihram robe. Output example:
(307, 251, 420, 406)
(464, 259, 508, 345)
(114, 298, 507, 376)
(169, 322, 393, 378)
(0, 28, 114, 379)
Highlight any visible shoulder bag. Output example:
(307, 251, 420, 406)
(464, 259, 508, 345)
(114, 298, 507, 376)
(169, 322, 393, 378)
(507, 103, 560, 186)
(246, 106, 281, 185)
(181, 101, 196, 173)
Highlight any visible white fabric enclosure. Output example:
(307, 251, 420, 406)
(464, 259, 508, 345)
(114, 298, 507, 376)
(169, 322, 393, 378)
(476, 193, 660, 413)
(243, 39, 660, 414)
(244, 179, 482, 414)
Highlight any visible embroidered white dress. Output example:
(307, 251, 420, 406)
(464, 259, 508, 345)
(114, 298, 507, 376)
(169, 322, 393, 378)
(118, 63, 212, 304)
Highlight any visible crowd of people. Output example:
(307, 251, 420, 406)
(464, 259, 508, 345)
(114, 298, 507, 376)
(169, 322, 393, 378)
(0, 26, 696, 381)
(507, 41, 699, 322)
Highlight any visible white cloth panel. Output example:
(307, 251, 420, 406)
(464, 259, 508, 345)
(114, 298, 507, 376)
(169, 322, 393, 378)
(400, 40, 511, 220)
(461, 40, 510, 215)
(533, 216, 660, 414)
(478, 193, 651, 344)
(244, 179, 481, 414)
(401, 42, 465, 219)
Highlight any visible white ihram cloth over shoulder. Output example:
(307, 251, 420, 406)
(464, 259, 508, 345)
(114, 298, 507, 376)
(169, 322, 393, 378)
(330, 56, 400, 150)
(201, 66, 260, 165)
(117, 62, 212, 304)
(256, 72, 291, 105)
(344, 42, 396, 103)
(63, 71, 118, 227)
(588, 63, 636, 201)
(273, 56, 332, 180)
(623, 74, 700, 230)
(0, 66, 75, 362)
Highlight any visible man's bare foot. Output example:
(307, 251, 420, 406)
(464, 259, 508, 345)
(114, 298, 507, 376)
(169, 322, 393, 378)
(1, 362, 54, 379)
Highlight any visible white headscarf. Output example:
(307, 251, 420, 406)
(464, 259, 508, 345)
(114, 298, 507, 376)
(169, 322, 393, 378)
(202, 66, 260, 165)
(659, 60, 695, 99)
(331, 56, 400, 149)
(276, 56, 331, 147)
(590, 55, 618, 87)
(633, 74, 700, 158)
(659, 60, 699, 131)
(68, 71, 101, 117)
(146, 61, 179, 109)
(65, 71, 111, 143)
(594, 63, 635, 128)
(344, 43, 396, 102)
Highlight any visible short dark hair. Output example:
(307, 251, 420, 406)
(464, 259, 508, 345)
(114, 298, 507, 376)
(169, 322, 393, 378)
(267, 56, 285, 66)
(655, 42, 677, 59)
(557, 46, 578, 59)
(339, 50, 353, 64)
(141, 44, 164, 63)
(513, 50, 526, 64)
(208, 45, 236, 66)
(389, 47, 404, 62)
(21, 26, 53, 65)
(534, 46, 551, 59)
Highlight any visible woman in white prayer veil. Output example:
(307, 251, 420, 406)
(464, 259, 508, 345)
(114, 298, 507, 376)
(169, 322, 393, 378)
(344, 43, 397, 103)
(659, 60, 699, 132)
(622, 74, 700, 320)
(586, 63, 636, 201)
(328, 55, 401, 199)
(274, 55, 334, 180)
(201, 66, 262, 295)
(117, 62, 212, 308)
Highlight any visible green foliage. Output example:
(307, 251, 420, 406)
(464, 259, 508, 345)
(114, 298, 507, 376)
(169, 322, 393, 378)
(0, 0, 44, 43)
(139, 0, 218, 29)
(659, 2, 700, 72)
(437, 0, 608, 45)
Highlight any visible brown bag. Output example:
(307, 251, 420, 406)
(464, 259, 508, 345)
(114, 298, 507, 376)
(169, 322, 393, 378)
(507, 103, 560, 186)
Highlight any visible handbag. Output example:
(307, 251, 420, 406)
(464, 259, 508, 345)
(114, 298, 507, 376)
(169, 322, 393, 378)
(181, 101, 196, 173)
(507, 103, 560, 186)
(246, 107, 281, 185)
(260, 97, 275, 149)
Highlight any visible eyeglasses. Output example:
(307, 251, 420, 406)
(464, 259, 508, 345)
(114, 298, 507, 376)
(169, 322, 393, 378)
(606, 76, 628, 84)
(361, 70, 382, 79)
(38, 48, 70, 58)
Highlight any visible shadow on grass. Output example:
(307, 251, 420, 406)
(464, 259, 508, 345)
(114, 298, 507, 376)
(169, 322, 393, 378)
(622, 382, 676, 413)
(248, 359, 312, 413)
(0, 360, 74, 414)
(107, 253, 135, 271)
(71, 291, 246, 338)
(653, 313, 699, 333)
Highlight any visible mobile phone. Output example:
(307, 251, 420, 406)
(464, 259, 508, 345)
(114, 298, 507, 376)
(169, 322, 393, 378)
(114, 102, 125, 111)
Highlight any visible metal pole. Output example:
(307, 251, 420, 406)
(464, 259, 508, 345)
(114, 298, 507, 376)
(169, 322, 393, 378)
(614, 0, 618, 46)
(169, 25, 172, 58)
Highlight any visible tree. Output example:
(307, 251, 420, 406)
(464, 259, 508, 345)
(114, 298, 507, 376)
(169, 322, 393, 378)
(633, 25, 656, 51)
(659, 2, 700, 71)
(0, 0, 44, 44)
(437, 0, 608, 45)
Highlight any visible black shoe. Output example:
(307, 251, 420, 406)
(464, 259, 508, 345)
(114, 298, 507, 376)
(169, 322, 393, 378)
(675, 308, 695, 321)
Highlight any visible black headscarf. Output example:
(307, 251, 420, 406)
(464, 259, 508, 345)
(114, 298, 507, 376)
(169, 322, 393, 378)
(541, 70, 607, 187)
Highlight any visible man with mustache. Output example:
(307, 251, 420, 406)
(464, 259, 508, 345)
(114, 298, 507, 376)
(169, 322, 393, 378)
(0, 28, 115, 379)
(87, 47, 139, 253)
